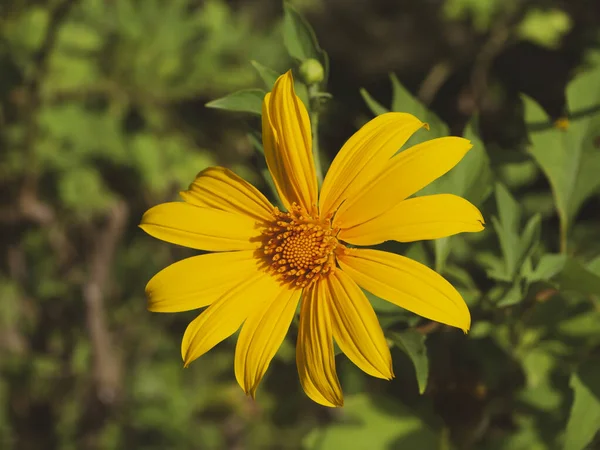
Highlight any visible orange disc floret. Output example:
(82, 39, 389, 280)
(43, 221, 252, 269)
(261, 203, 338, 288)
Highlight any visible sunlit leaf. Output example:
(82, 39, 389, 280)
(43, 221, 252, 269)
(303, 394, 438, 449)
(58, 166, 115, 216)
(518, 8, 572, 49)
(524, 65, 600, 247)
(443, 0, 505, 32)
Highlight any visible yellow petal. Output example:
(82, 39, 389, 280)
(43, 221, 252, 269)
(146, 250, 260, 312)
(327, 270, 393, 379)
(339, 194, 485, 246)
(140, 202, 261, 251)
(181, 271, 284, 367)
(333, 137, 473, 229)
(319, 112, 426, 219)
(338, 248, 470, 332)
(235, 287, 301, 397)
(296, 280, 343, 407)
(262, 71, 318, 214)
(180, 166, 275, 223)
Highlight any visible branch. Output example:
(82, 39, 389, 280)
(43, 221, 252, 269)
(83, 201, 128, 405)
(418, 61, 453, 106)
(461, 3, 530, 115)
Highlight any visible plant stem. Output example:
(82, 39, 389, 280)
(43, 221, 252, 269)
(308, 84, 324, 186)
(559, 218, 568, 254)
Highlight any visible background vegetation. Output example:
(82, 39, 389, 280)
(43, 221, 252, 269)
(1, 0, 600, 449)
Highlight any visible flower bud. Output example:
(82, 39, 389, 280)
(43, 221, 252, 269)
(299, 58, 324, 85)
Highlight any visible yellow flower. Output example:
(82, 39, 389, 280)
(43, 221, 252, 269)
(140, 71, 484, 407)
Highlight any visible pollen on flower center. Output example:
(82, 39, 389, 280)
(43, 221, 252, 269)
(261, 203, 338, 288)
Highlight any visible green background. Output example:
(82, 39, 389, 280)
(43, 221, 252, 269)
(1, 0, 600, 449)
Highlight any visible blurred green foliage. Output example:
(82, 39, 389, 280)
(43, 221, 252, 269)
(1, 0, 600, 449)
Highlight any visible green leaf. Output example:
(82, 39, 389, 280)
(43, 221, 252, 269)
(282, 3, 328, 80)
(205, 89, 266, 115)
(500, 160, 540, 189)
(470, 321, 493, 339)
(443, 264, 479, 292)
(555, 258, 600, 296)
(517, 8, 572, 49)
(250, 61, 310, 106)
(250, 60, 280, 89)
(361, 74, 449, 147)
(130, 132, 213, 194)
(458, 120, 494, 206)
(489, 415, 547, 450)
(58, 166, 115, 216)
(404, 241, 432, 266)
(360, 79, 491, 275)
(303, 394, 438, 449)
(364, 290, 397, 314)
(487, 184, 541, 294)
(521, 348, 555, 389)
(519, 380, 563, 412)
(524, 72, 600, 243)
(479, 252, 512, 282)
(389, 330, 429, 394)
(517, 214, 542, 272)
(38, 104, 126, 166)
(443, 0, 504, 32)
(528, 253, 567, 282)
(564, 359, 600, 450)
(389, 73, 449, 146)
(588, 254, 600, 275)
(558, 312, 600, 338)
(518, 347, 562, 412)
(527, 255, 600, 297)
(496, 280, 525, 307)
(567, 62, 600, 116)
(430, 120, 492, 272)
(492, 183, 523, 278)
(359, 88, 389, 116)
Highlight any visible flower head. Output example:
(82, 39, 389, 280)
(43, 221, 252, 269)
(140, 71, 484, 407)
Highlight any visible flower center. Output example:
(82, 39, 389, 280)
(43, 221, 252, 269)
(261, 203, 338, 288)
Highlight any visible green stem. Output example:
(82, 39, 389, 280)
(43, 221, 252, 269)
(308, 84, 324, 186)
(559, 218, 568, 254)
